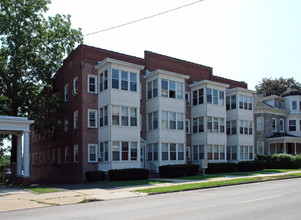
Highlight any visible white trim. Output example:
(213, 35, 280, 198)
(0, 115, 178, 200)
(88, 109, 97, 128)
(74, 145, 79, 163)
(190, 79, 229, 89)
(95, 58, 144, 71)
(144, 69, 190, 80)
(73, 77, 78, 95)
(74, 111, 78, 129)
(87, 74, 97, 94)
(88, 144, 98, 163)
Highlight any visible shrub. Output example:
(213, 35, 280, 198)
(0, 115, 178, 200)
(206, 163, 237, 174)
(108, 168, 149, 181)
(159, 164, 199, 178)
(85, 171, 105, 182)
(238, 160, 266, 172)
(256, 154, 301, 169)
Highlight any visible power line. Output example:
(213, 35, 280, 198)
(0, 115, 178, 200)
(84, 0, 204, 37)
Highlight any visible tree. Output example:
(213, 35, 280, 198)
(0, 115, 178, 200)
(255, 77, 301, 97)
(0, 0, 83, 164)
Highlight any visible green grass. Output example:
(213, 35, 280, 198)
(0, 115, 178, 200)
(136, 172, 301, 194)
(97, 179, 172, 187)
(25, 187, 61, 194)
(177, 174, 224, 180)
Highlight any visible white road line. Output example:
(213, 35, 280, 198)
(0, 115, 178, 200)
(238, 194, 283, 204)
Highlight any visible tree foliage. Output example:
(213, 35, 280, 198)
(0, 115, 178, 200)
(255, 77, 301, 97)
(0, 0, 83, 138)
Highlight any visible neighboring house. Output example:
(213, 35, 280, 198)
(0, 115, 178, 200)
(254, 86, 301, 156)
(30, 44, 253, 182)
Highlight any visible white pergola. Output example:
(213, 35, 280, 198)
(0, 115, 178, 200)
(0, 116, 34, 183)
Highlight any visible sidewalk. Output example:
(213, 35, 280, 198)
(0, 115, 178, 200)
(1, 171, 301, 212)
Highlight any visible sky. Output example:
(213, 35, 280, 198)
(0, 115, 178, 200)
(47, 0, 301, 90)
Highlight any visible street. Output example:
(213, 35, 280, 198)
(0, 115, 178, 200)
(1, 178, 301, 220)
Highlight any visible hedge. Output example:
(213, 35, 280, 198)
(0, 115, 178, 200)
(108, 168, 149, 181)
(257, 154, 301, 169)
(85, 171, 105, 182)
(238, 160, 266, 172)
(159, 164, 199, 178)
(206, 163, 237, 174)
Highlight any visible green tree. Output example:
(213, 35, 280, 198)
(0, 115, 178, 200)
(255, 77, 301, 97)
(0, 0, 83, 163)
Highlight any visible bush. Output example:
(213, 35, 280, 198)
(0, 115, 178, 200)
(108, 168, 149, 181)
(159, 164, 199, 178)
(85, 171, 105, 182)
(238, 160, 266, 172)
(206, 163, 237, 174)
(257, 154, 301, 169)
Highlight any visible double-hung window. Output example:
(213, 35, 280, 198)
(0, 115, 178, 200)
(161, 111, 168, 129)
(272, 118, 277, 132)
(64, 84, 69, 101)
(169, 112, 176, 129)
(213, 89, 218, 105)
(88, 144, 98, 162)
(88, 75, 97, 93)
(112, 69, 119, 89)
(176, 82, 183, 99)
(177, 113, 184, 130)
(207, 88, 212, 104)
(219, 91, 224, 106)
(169, 80, 176, 98)
(73, 77, 78, 95)
(289, 120, 296, 131)
(121, 71, 128, 90)
(74, 111, 78, 129)
(74, 145, 79, 163)
(131, 142, 138, 160)
(121, 107, 129, 126)
(99, 106, 108, 127)
(112, 106, 119, 125)
(161, 79, 168, 97)
(88, 109, 97, 128)
(130, 72, 137, 92)
(99, 70, 108, 92)
(130, 108, 137, 126)
(162, 143, 169, 160)
(280, 119, 284, 132)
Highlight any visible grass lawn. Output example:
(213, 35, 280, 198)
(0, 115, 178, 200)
(25, 186, 61, 194)
(137, 172, 301, 194)
(97, 179, 172, 187)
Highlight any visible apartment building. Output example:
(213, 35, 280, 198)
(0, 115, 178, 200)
(254, 86, 301, 155)
(30, 45, 253, 182)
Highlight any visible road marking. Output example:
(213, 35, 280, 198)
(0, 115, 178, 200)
(238, 194, 283, 204)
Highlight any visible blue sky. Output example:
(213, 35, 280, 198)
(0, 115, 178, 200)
(48, 0, 301, 90)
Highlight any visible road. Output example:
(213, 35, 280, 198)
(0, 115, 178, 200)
(1, 178, 301, 220)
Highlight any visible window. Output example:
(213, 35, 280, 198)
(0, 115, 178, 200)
(213, 89, 218, 105)
(214, 145, 218, 160)
(170, 112, 176, 129)
(256, 117, 264, 131)
(207, 145, 212, 160)
(169, 80, 176, 98)
(112, 105, 119, 125)
(176, 82, 183, 99)
(220, 118, 225, 133)
(207, 117, 212, 132)
(185, 92, 190, 106)
(248, 96, 252, 110)
(272, 118, 277, 132)
(177, 113, 184, 130)
(213, 117, 219, 133)
(112, 69, 119, 89)
(153, 144, 158, 161)
(239, 95, 243, 109)
(74, 111, 78, 129)
(227, 146, 237, 160)
(186, 119, 190, 134)
(239, 95, 252, 110)
(249, 121, 253, 135)
(244, 96, 248, 109)
(186, 147, 191, 160)
(88, 75, 97, 93)
(161, 111, 168, 129)
(73, 77, 78, 95)
(193, 145, 204, 160)
(240, 146, 253, 160)
(99, 70, 108, 92)
(74, 145, 79, 163)
(99, 106, 108, 127)
(65, 147, 69, 163)
(64, 117, 69, 133)
(148, 144, 152, 161)
(199, 117, 204, 132)
(162, 143, 168, 160)
(178, 144, 184, 160)
(292, 101, 297, 110)
(231, 95, 236, 109)
(58, 148, 62, 164)
(130, 72, 137, 92)
(199, 88, 204, 105)
(88, 144, 97, 162)
(170, 144, 176, 160)
(219, 91, 224, 106)
(148, 113, 152, 130)
(207, 88, 212, 104)
(289, 120, 296, 131)
(153, 79, 158, 97)
(99, 142, 108, 162)
(257, 142, 264, 155)
(147, 82, 152, 99)
(193, 90, 197, 106)
(121, 107, 128, 126)
(64, 84, 69, 101)
(131, 142, 138, 160)
(130, 108, 137, 126)
(193, 118, 198, 133)
(88, 109, 97, 128)
(121, 71, 128, 90)
(219, 145, 225, 160)
(161, 79, 168, 97)
(122, 142, 129, 161)
(153, 111, 158, 129)
(112, 141, 120, 161)
(226, 96, 230, 110)
(280, 119, 284, 132)
(231, 120, 237, 135)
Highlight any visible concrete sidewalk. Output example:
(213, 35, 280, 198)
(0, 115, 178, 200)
(1, 171, 301, 212)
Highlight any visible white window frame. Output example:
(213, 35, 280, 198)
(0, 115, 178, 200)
(272, 118, 277, 132)
(73, 77, 78, 95)
(257, 142, 264, 155)
(58, 148, 62, 164)
(88, 144, 98, 163)
(88, 109, 97, 128)
(186, 119, 190, 134)
(64, 84, 69, 101)
(280, 119, 284, 132)
(74, 145, 79, 163)
(74, 111, 78, 129)
(65, 147, 69, 163)
(88, 74, 97, 94)
(256, 117, 264, 131)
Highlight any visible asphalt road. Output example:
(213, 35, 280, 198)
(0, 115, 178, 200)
(1, 178, 301, 220)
